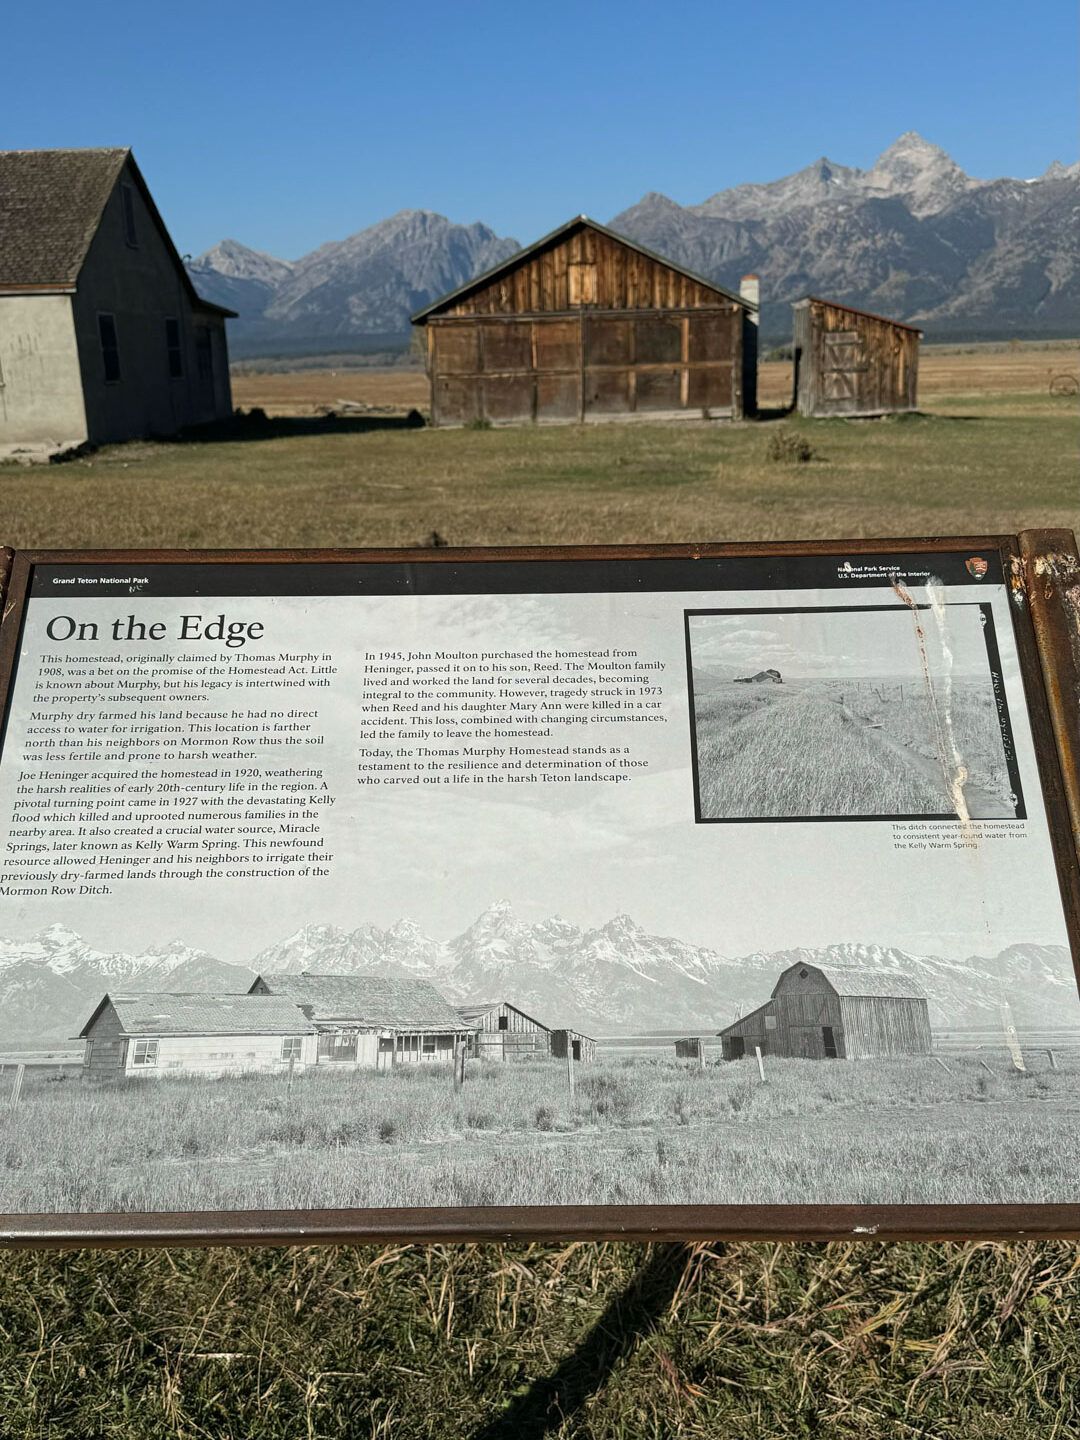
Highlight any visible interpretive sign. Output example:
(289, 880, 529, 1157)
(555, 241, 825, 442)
(0, 534, 1077, 1245)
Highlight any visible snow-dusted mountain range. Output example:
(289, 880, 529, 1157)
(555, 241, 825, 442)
(187, 133, 1079, 349)
(1, 904, 1076, 1050)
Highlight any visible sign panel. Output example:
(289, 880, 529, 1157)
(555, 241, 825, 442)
(0, 539, 1077, 1243)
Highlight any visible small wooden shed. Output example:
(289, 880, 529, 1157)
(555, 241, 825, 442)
(717, 963, 931, 1061)
(77, 993, 316, 1078)
(456, 1000, 552, 1061)
(792, 297, 920, 417)
(411, 215, 758, 426)
(550, 1029, 597, 1064)
(674, 1037, 707, 1063)
(250, 972, 474, 1069)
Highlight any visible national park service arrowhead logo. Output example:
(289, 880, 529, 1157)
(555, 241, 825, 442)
(965, 556, 989, 579)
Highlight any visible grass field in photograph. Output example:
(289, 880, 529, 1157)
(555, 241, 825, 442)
(692, 676, 1014, 818)
(2, 1051, 1076, 1213)
(1, 346, 1076, 551)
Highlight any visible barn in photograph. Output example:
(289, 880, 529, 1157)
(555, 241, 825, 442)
(717, 962, 932, 1061)
(792, 296, 920, 417)
(0, 147, 236, 457)
(77, 993, 316, 1078)
(411, 216, 759, 426)
(250, 972, 474, 1069)
(456, 1001, 553, 1061)
(550, 1028, 597, 1064)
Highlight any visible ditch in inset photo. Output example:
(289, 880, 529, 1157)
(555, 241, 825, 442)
(685, 603, 1025, 822)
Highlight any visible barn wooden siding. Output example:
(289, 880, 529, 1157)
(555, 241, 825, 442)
(415, 219, 754, 426)
(793, 297, 920, 417)
(550, 1029, 597, 1064)
(838, 996, 932, 1059)
(718, 1003, 773, 1060)
(460, 1002, 552, 1061)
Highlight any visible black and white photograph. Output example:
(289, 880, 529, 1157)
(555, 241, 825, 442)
(0, 557, 1076, 1218)
(686, 603, 1022, 821)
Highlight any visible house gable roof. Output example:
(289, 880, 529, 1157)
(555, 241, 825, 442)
(455, 1000, 551, 1031)
(252, 972, 467, 1031)
(79, 993, 314, 1038)
(410, 214, 755, 323)
(0, 146, 236, 315)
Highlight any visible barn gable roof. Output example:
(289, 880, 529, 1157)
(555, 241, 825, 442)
(0, 146, 236, 315)
(774, 962, 927, 1000)
(455, 1000, 551, 1031)
(410, 214, 755, 323)
(793, 295, 922, 335)
(78, 993, 314, 1038)
(252, 972, 467, 1030)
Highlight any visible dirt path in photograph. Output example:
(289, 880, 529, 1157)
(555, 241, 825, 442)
(834, 699, 1013, 818)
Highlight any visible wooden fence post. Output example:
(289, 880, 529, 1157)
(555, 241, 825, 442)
(932, 1056, 952, 1074)
(697, 1041, 705, 1072)
(453, 1040, 464, 1093)
(978, 1059, 995, 1075)
(754, 1046, 765, 1082)
(10, 1064, 25, 1110)
(566, 1042, 576, 1107)
(1046, 1048, 1058, 1071)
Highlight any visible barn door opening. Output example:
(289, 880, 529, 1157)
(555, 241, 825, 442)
(729, 1036, 745, 1059)
(572, 1039, 581, 1062)
(822, 1026, 838, 1059)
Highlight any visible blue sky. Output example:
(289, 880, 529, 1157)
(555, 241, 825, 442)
(4, 0, 1077, 259)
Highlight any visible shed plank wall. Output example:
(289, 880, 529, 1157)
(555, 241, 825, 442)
(795, 301, 919, 417)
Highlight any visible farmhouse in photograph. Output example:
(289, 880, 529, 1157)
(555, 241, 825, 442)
(411, 216, 759, 426)
(792, 296, 920, 417)
(0, 147, 235, 456)
(250, 972, 474, 1068)
(718, 962, 932, 1061)
(456, 1000, 554, 1061)
(77, 993, 316, 1078)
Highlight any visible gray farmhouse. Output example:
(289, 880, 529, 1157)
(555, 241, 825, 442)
(0, 147, 235, 456)
(718, 962, 932, 1061)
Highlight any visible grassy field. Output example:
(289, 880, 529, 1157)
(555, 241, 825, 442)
(2, 1053, 1077, 1213)
(1, 347, 1076, 550)
(692, 677, 1013, 818)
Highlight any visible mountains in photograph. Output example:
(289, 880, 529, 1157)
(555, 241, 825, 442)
(2, 901, 1076, 1050)
(186, 133, 1080, 351)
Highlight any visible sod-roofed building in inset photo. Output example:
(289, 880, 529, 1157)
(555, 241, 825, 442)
(412, 215, 759, 426)
(77, 993, 317, 1078)
(718, 962, 932, 1061)
(250, 972, 474, 1069)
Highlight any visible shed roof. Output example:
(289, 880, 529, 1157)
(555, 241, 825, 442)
(253, 972, 467, 1030)
(716, 1000, 773, 1037)
(455, 1000, 551, 1031)
(793, 295, 922, 335)
(775, 963, 927, 1000)
(411, 214, 756, 323)
(79, 993, 314, 1038)
(0, 146, 236, 315)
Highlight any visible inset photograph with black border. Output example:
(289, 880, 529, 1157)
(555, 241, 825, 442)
(685, 603, 1025, 822)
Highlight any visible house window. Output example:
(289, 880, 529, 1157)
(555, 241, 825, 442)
(318, 1032, 357, 1063)
(281, 1036, 303, 1063)
(121, 183, 137, 246)
(98, 314, 121, 383)
(497, 1015, 508, 1031)
(422, 1035, 437, 1057)
(764, 1015, 777, 1031)
(165, 318, 183, 378)
(132, 1039, 158, 1067)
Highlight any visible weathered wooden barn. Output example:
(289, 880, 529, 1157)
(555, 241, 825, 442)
(550, 1029, 597, 1064)
(456, 1001, 553, 1061)
(0, 147, 236, 457)
(792, 297, 920, 417)
(411, 216, 759, 426)
(717, 963, 931, 1061)
(250, 973, 473, 1069)
(77, 993, 316, 1078)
